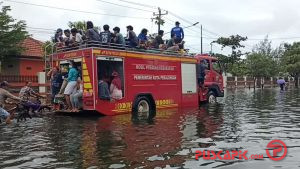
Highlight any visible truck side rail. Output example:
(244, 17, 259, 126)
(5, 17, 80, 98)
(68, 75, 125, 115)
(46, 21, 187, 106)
(54, 40, 195, 57)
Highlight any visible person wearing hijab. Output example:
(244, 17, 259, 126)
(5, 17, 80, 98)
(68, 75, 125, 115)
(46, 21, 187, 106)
(110, 71, 122, 100)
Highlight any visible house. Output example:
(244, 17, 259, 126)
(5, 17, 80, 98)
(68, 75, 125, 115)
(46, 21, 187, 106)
(1, 37, 45, 76)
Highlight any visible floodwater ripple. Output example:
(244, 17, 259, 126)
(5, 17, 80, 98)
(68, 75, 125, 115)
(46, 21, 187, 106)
(0, 88, 299, 169)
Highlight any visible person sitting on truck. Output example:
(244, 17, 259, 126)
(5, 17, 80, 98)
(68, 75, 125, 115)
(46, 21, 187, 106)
(63, 29, 72, 47)
(171, 21, 184, 44)
(100, 24, 112, 45)
(85, 21, 100, 42)
(71, 28, 83, 46)
(98, 76, 111, 101)
(54, 28, 63, 43)
(126, 25, 138, 48)
(64, 61, 79, 110)
(112, 26, 125, 46)
(0, 81, 22, 124)
(138, 28, 148, 49)
(167, 34, 179, 51)
(197, 60, 207, 87)
(70, 78, 83, 112)
(152, 30, 165, 49)
(110, 71, 122, 100)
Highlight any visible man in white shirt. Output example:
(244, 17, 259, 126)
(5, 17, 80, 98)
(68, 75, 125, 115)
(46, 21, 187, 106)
(71, 28, 83, 45)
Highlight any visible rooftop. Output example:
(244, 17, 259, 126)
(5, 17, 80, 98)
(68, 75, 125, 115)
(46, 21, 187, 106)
(20, 37, 44, 58)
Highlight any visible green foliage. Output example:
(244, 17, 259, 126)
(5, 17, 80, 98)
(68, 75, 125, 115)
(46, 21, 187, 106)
(282, 42, 300, 87)
(214, 35, 248, 50)
(245, 37, 283, 78)
(0, 6, 29, 61)
(68, 21, 100, 32)
(228, 60, 248, 76)
(213, 35, 247, 75)
(153, 16, 165, 26)
(42, 41, 55, 56)
(245, 53, 274, 78)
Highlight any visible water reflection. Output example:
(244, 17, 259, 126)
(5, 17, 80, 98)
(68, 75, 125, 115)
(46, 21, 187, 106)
(0, 88, 299, 169)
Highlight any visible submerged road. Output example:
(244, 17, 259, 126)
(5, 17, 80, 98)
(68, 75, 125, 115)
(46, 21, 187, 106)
(0, 88, 299, 169)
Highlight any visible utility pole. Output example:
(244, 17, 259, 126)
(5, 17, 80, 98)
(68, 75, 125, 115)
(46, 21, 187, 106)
(201, 25, 203, 54)
(153, 7, 168, 33)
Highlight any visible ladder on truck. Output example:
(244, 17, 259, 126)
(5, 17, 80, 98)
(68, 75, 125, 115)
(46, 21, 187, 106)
(44, 43, 57, 80)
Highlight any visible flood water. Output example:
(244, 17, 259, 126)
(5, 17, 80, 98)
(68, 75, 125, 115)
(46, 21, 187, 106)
(0, 88, 299, 169)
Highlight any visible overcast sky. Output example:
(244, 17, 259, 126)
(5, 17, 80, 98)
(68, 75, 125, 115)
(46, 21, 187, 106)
(2, 0, 300, 54)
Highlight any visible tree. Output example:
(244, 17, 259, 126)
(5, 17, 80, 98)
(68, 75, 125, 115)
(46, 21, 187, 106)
(68, 21, 87, 31)
(213, 35, 248, 74)
(0, 5, 29, 71)
(68, 21, 100, 32)
(282, 42, 300, 87)
(250, 37, 283, 77)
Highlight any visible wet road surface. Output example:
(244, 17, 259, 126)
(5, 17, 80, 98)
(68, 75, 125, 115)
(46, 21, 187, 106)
(0, 88, 299, 169)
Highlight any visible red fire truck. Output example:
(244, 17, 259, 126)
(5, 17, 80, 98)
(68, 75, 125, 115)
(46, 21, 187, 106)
(52, 45, 224, 119)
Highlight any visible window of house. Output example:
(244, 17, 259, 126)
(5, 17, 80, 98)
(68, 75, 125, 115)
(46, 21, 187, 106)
(26, 67, 32, 70)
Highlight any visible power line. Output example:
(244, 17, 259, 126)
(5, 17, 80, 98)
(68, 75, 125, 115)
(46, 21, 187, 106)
(95, 0, 154, 13)
(116, 0, 156, 9)
(27, 26, 56, 31)
(4, 0, 150, 19)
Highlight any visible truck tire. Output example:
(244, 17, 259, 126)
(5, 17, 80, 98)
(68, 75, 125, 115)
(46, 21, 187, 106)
(207, 91, 217, 104)
(132, 96, 155, 120)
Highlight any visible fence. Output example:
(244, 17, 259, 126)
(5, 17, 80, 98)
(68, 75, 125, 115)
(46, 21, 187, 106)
(225, 76, 297, 88)
(0, 75, 38, 83)
(0, 74, 48, 94)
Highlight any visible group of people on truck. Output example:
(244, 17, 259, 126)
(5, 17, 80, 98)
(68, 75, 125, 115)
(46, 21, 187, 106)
(48, 61, 83, 112)
(54, 21, 186, 53)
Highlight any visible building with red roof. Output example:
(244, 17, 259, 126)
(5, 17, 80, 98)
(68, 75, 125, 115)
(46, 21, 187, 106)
(1, 37, 45, 76)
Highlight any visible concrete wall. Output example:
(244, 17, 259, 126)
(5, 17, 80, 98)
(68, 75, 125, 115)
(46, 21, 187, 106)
(19, 59, 44, 76)
(1, 58, 20, 75)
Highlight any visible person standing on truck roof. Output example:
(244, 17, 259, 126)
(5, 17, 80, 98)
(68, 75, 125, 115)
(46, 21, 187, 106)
(100, 24, 112, 45)
(85, 21, 100, 42)
(197, 60, 207, 87)
(126, 25, 138, 48)
(0, 81, 22, 124)
(64, 61, 79, 111)
(171, 21, 184, 44)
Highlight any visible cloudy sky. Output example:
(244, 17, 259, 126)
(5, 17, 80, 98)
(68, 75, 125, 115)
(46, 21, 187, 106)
(2, 0, 300, 54)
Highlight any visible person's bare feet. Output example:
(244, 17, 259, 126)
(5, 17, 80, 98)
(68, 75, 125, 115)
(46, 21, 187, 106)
(5, 117, 12, 124)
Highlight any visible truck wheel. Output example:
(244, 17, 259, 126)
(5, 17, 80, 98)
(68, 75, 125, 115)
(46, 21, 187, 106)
(132, 96, 155, 120)
(207, 91, 217, 104)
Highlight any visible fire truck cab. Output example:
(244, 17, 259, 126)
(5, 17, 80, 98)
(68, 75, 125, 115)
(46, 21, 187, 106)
(51, 45, 224, 119)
